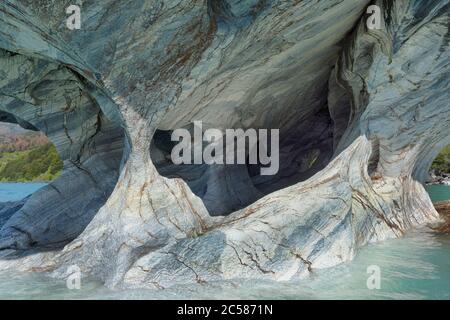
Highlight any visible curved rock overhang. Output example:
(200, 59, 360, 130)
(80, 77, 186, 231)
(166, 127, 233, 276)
(0, 49, 125, 250)
(0, 0, 448, 288)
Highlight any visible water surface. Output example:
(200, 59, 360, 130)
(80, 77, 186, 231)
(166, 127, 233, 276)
(0, 182, 46, 202)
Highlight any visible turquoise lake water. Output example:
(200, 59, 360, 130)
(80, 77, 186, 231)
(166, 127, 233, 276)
(0, 182, 47, 202)
(426, 184, 450, 202)
(0, 183, 448, 299)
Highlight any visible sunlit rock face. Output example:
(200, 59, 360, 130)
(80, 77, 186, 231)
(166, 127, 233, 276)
(0, 0, 448, 288)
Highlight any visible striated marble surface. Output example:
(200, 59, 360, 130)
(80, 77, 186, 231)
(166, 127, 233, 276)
(0, 0, 448, 288)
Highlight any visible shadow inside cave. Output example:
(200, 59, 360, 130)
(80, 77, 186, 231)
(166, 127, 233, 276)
(152, 106, 338, 216)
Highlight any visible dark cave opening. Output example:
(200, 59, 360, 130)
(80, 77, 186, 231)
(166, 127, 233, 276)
(152, 106, 337, 216)
(426, 143, 450, 203)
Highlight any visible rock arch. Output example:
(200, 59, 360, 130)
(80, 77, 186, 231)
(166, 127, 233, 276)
(0, 50, 124, 250)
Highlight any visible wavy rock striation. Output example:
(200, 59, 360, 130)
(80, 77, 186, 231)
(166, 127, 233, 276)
(0, 0, 448, 288)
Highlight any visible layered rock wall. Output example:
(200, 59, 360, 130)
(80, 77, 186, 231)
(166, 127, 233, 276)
(0, 0, 448, 288)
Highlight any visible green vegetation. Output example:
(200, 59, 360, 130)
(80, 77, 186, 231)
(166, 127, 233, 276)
(0, 143, 63, 182)
(431, 144, 450, 174)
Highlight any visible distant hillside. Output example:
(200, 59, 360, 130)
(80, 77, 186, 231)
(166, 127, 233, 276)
(0, 122, 48, 152)
(0, 123, 63, 182)
(0, 144, 63, 182)
(431, 145, 450, 174)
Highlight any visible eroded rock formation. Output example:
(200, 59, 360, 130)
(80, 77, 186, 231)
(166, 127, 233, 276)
(0, 0, 448, 289)
(434, 201, 450, 232)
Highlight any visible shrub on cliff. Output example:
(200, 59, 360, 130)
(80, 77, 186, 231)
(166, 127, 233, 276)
(0, 143, 63, 182)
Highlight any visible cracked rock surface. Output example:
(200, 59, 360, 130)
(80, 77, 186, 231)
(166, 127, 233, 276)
(0, 0, 449, 288)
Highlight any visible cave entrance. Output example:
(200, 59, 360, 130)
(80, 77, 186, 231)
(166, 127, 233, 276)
(0, 101, 125, 251)
(152, 107, 336, 216)
(426, 143, 450, 204)
(0, 118, 64, 240)
(0, 48, 127, 251)
(0, 122, 62, 181)
(0, 121, 62, 202)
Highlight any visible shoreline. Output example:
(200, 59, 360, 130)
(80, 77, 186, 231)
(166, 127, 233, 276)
(434, 200, 450, 233)
(427, 181, 450, 186)
(426, 172, 450, 186)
